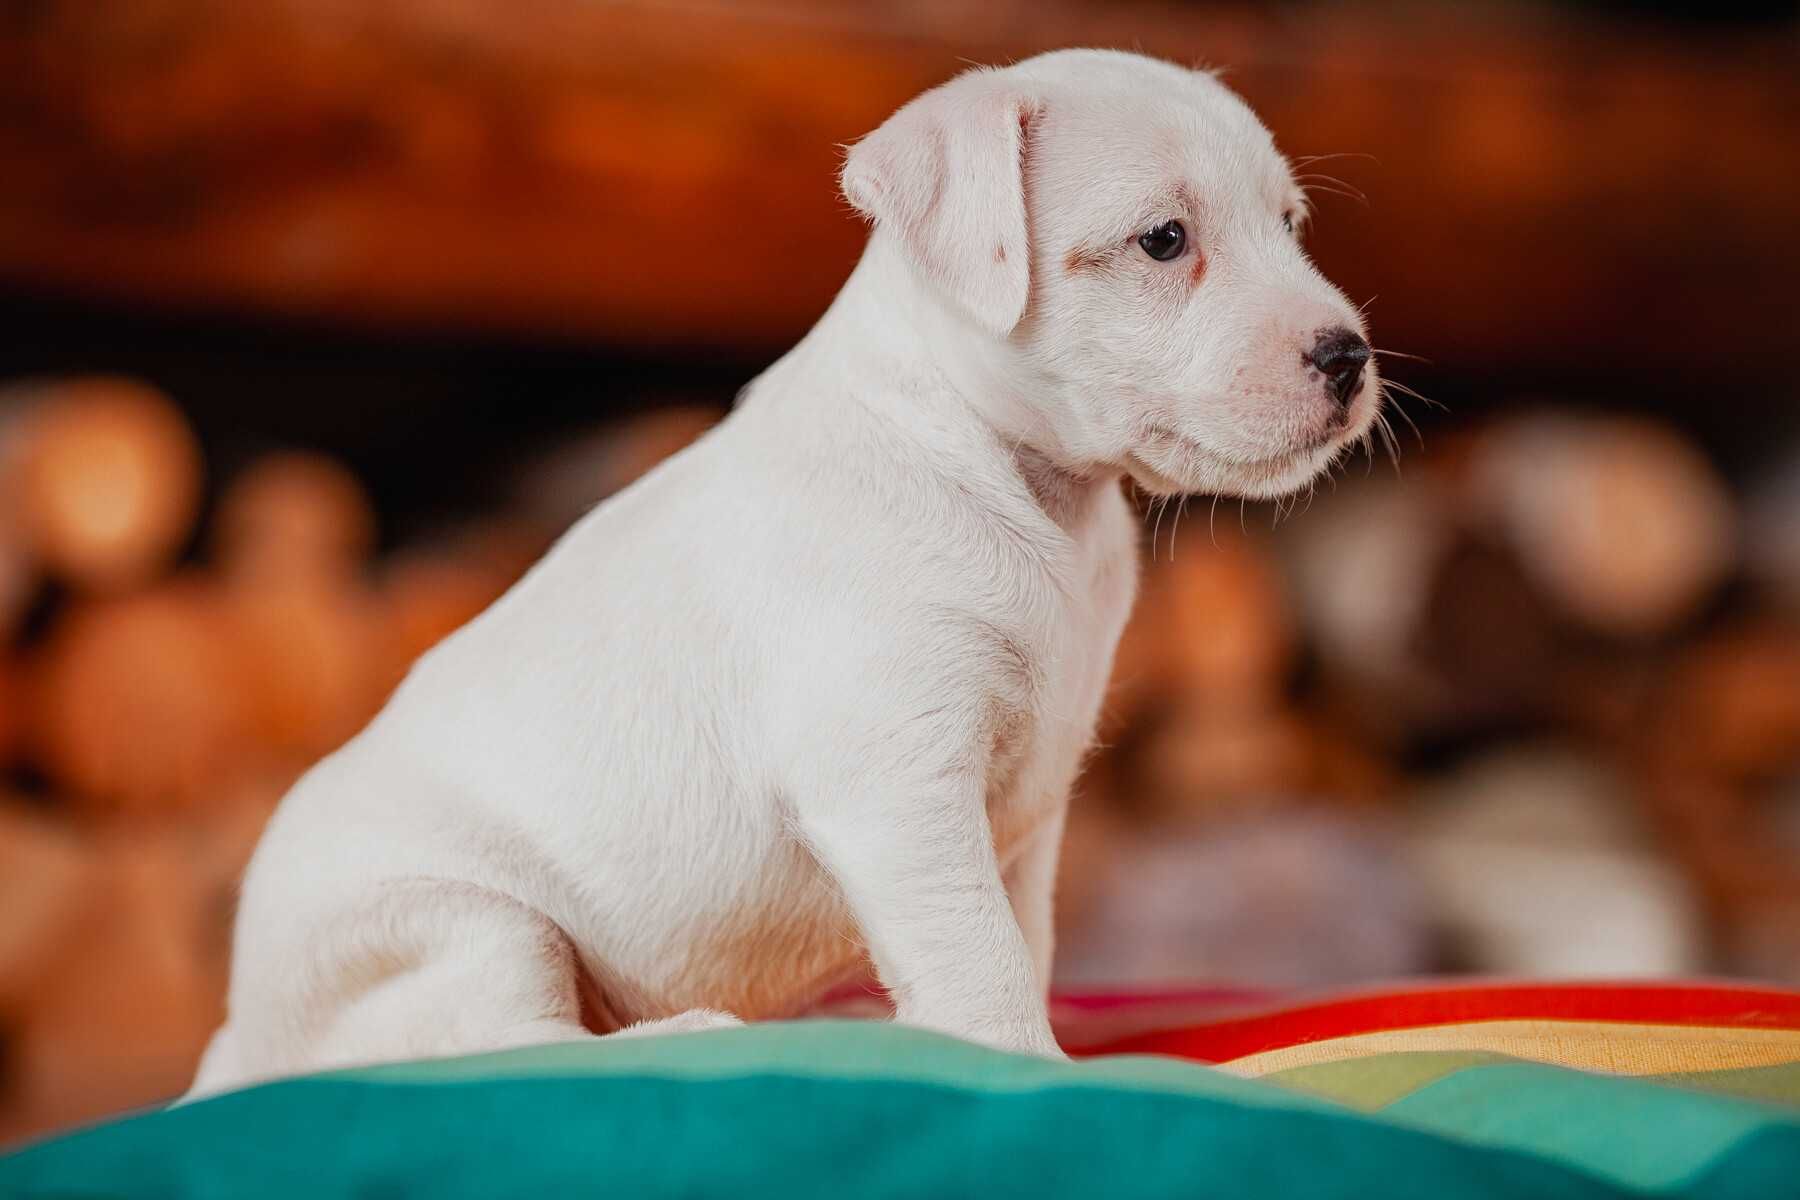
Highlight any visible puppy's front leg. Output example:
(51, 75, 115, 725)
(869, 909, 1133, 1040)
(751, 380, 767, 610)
(802, 778, 1062, 1059)
(1002, 805, 1065, 994)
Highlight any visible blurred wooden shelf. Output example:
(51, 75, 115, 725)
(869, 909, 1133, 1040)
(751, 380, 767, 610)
(1, 0, 1796, 376)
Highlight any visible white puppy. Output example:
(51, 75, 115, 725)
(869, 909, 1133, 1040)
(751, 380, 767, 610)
(189, 48, 1379, 1095)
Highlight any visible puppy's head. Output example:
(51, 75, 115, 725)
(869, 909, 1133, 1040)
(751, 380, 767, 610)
(843, 49, 1379, 499)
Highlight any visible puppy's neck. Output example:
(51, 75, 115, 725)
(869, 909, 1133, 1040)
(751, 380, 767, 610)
(759, 232, 1123, 535)
(812, 233, 1092, 470)
(1011, 443, 1111, 535)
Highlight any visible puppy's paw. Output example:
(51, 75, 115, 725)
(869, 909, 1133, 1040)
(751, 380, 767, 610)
(916, 1016, 1066, 1061)
(614, 1008, 745, 1040)
(995, 1026, 1068, 1062)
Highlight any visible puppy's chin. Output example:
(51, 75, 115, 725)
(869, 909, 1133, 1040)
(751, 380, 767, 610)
(1223, 441, 1345, 499)
(1126, 421, 1366, 500)
(1122, 453, 1193, 497)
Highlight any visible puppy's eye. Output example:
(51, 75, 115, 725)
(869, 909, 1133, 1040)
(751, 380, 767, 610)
(1137, 220, 1186, 262)
(1282, 211, 1295, 235)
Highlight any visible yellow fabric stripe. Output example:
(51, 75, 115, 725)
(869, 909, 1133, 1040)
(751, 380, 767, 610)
(1222, 1020, 1800, 1079)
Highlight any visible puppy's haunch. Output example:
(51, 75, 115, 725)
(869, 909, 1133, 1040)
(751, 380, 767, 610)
(191, 49, 1379, 1095)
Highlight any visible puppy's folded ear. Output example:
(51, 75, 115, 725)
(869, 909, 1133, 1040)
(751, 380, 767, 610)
(842, 71, 1039, 338)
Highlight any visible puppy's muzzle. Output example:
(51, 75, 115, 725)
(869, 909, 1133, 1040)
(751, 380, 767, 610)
(1309, 328, 1371, 408)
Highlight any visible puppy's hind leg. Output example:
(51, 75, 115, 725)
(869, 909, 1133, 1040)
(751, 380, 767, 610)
(307, 883, 745, 1068)
(197, 879, 742, 1098)
(308, 882, 744, 1063)
(294, 880, 597, 1074)
(183, 880, 592, 1101)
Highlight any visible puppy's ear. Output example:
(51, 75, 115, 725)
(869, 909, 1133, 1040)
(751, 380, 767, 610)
(842, 71, 1039, 338)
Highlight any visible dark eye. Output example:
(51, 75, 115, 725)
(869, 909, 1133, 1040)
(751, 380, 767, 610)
(1282, 211, 1295, 234)
(1137, 220, 1186, 261)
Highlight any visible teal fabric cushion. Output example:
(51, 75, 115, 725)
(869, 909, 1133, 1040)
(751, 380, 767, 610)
(3, 1020, 1798, 1198)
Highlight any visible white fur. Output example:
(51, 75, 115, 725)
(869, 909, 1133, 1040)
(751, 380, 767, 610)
(187, 49, 1378, 1097)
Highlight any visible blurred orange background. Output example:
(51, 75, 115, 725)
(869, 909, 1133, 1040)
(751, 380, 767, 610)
(2, 0, 1799, 1145)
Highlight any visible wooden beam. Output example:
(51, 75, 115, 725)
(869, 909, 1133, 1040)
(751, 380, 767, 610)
(1, 1, 1796, 375)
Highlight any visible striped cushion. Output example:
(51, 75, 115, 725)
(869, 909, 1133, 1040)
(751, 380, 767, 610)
(4, 981, 1798, 1198)
(1068, 980, 1800, 1076)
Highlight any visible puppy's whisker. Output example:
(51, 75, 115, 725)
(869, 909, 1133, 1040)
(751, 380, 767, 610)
(1295, 482, 1316, 520)
(1295, 174, 1369, 206)
(1297, 183, 1368, 208)
(1371, 347, 1431, 365)
(1296, 178, 1361, 194)
(1295, 171, 1366, 196)
(1208, 492, 1221, 547)
(1291, 152, 1381, 167)
(1383, 378, 1448, 413)
(1159, 495, 1177, 561)
(1373, 412, 1402, 474)
(1382, 387, 1426, 449)
(1295, 183, 1365, 202)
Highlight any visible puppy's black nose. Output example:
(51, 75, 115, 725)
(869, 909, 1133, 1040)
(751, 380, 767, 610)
(1309, 328, 1371, 407)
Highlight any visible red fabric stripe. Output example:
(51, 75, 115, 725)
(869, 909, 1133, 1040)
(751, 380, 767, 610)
(1066, 980, 1800, 1064)
(1052, 987, 1276, 1013)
